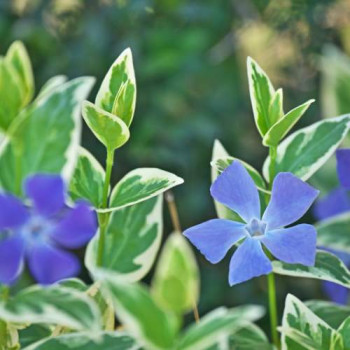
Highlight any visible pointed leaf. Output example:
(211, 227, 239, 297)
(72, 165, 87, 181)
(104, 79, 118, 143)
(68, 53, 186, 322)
(96, 271, 178, 350)
(100, 168, 184, 213)
(268, 88, 283, 126)
(316, 213, 350, 253)
(69, 147, 106, 208)
(263, 99, 315, 147)
(247, 57, 275, 136)
(82, 101, 130, 151)
(178, 306, 265, 350)
(5, 41, 34, 106)
(22, 331, 139, 350)
(281, 294, 338, 350)
(0, 77, 95, 193)
(151, 232, 199, 314)
(263, 115, 350, 181)
(95, 48, 136, 127)
(0, 285, 101, 332)
(86, 196, 163, 282)
(273, 250, 350, 288)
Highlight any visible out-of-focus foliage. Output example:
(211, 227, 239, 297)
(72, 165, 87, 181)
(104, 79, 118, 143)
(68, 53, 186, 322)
(3, 0, 350, 314)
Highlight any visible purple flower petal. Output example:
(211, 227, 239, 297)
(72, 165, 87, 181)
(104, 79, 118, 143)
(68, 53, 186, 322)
(262, 173, 319, 230)
(261, 224, 316, 266)
(337, 149, 350, 189)
(51, 203, 97, 249)
(183, 219, 246, 263)
(323, 281, 348, 305)
(25, 174, 65, 217)
(27, 243, 80, 285)
(210, 161, 260, 223)
(313, 188, 350, 221)
(0, 236, 24, 284)
(0, 194, 28, 230)
(228, 237, 272, 286)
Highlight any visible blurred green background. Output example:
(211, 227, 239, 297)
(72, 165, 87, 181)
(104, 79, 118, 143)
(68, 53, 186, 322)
(2, 0, 350, 320)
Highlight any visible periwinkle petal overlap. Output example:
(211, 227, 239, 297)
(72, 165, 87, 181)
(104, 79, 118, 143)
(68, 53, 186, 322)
(184, 161, 319, 286)
(0, 174, 97, 285)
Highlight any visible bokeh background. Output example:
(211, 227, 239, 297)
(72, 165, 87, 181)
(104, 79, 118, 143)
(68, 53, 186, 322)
(2, 0, 350, 323)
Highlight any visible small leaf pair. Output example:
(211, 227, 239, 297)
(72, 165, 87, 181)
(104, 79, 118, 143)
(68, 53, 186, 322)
(82, 48, 136, 151)
(247, 57, 314, 146)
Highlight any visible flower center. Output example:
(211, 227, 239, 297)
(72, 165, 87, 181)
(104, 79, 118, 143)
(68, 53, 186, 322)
(245, 218, 266, 238)
(19, 215, 53, 244)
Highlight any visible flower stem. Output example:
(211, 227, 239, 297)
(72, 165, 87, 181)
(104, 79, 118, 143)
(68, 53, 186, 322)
(97, 148, 115, 266)
(267, 270, 280, 349)
(165, 191, 200, 324)
(268, 146, 277, 184)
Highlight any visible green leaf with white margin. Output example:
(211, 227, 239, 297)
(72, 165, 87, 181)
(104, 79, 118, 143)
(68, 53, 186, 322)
(95, 48, 136, 127)
(5, 41, 34, 107)
(0, 58, 24, 131)
(263, 99, 315, 147)
(268, 88, 283, 127)
(211, 140, 240, 221)
(338, 316, 350, 349)
(247, 57, 275, 136)
(99, 168, 183, 213)
(96, 270, 178, 350)
(177, 305, 265, 350)
(306, 300, 350, 329)
(151, 232, 199, 314)
(263, 115, 350, 182)
(0, 77, 95, 194)
(226, 323, 272, 350)
(0, 285, 101, 332)
(22, 331, 139, 350)
(37, 75, 67, 99)
(280, 294, 342, 350)
(82, 101, 130, 151)
(69, 147, 106, 207)
(316, 213, 350, 253)
(273, 250, 350, 288)
(86, 196, 163, 282)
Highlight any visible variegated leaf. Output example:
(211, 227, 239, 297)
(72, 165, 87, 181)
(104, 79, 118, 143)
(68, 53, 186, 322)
(22, 331, 139, 350)
(263, 115, 350, 182)
(273, 250, 350, 288)
(86, 196, 163, 282)
(178, 306, 265, 350)
(151, 232, 200, 314)
(99, 168, 183, 213)
(0, 285, 101, 332)
(69, 147, 106, 207)
(280, 294, 339, 350)
(0, 77, 95, 194)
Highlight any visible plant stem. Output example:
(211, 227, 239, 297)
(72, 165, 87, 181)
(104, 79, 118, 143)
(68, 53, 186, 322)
(97, 148, 115, 266)
(267, 268, 280, 349)
(266, 145, 280, 349)
(268, 146, 277, 184)
(165, 191, 200, 324)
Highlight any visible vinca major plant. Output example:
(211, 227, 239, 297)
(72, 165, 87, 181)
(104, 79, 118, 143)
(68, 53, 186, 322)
(1, 41, 350, 349)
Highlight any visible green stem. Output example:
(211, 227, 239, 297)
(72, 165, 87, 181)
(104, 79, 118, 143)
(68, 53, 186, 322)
(268, 146, 277, 184)
(266, 145, 280, 348)
(97, 148, 115, 266)
(267, 264, 280, 349)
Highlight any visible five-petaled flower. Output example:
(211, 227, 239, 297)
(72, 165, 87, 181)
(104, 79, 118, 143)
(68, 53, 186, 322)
(0, 174, 97, 285)
(314, 149, 350, 304)
(184, 161, 319, 286)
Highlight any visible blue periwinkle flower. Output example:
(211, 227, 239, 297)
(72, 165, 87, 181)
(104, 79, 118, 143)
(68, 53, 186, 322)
(0, 174, 97, 285)
(314, 149, 350, 304)
(184, 161, 319, 286)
